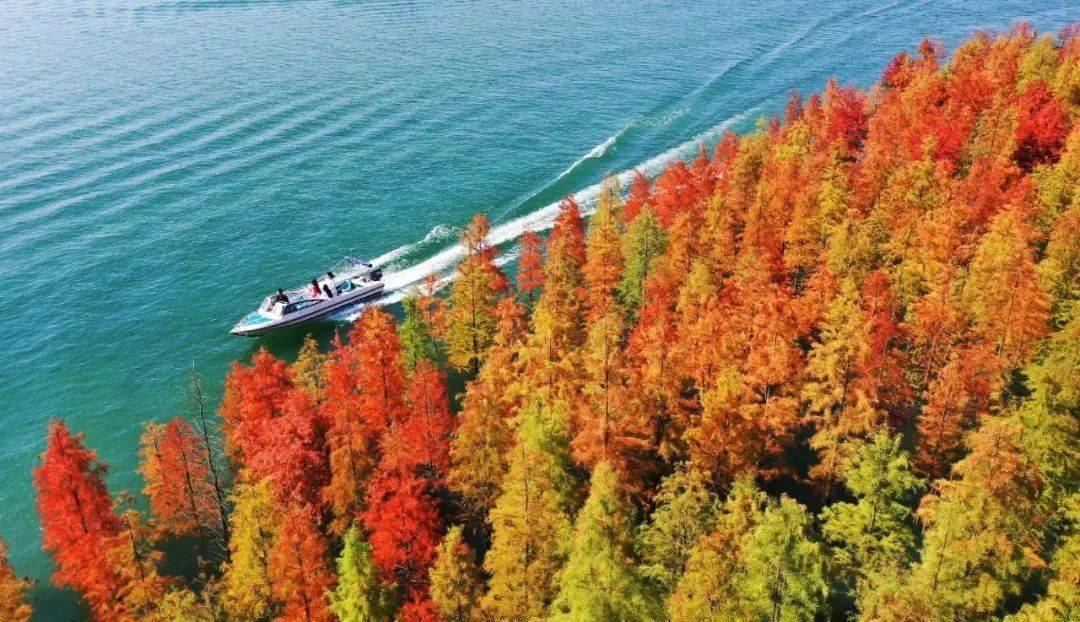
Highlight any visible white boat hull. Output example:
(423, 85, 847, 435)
(230, 281, 385, 337)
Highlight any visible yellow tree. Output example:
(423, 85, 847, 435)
(584, 176, 626, 321)
(481, 415, 572, 620)
(802, 278, 881, 494)
(429, 525, 484, 622)
(0, 538, 31, 622)
(572, 312, 650, 491)
(449, 297, 528, 522)
(292, 334, 327, 400)
(446, 214, 508, 375)
(523, 197, 587, 388)
(962, 206, 1051, 370)
(216, 479, 282, 621)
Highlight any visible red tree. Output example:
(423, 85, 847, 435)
(517, 230, 545, 301)
(550, 196, 587, 267)
(323, 308, 408, 533)
(363, 467, 442, 598)
(382, 360, 453, 480)
(269, 510, 336, 622)
(245, 389, 329, 512)
(138, 417, 220, 540)
(623, 171, 652, 224)
(399, 593, 440, 622)
(35, 421, 129, 619)
(822, 78, 869, 150)
(651, 160, 697, 226)
(219, 348, 294, 463)
(1013, 79, 1069, 170)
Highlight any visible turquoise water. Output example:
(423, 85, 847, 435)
(1, 0, 1075, 616)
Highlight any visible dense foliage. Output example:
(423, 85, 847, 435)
(19, 24, 1080, 620)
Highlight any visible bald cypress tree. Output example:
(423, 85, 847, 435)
(429, 525, 483, 622)
(328, 527, 394, 622)
(217, 479, 282, 621)
(619, 207, 667, 318)
(548, 462, 661, 622)
(446, 214, 508, 375)
(669, 475, 767, 621)
(400, 294, 439, 371)
(292, 334, 327, 400)
(482, 406, 573, 620)
(639, 466, 722, 594)
(820, 431, 921, 608)
(0, 539, 31, 622)
(802, 278, 879, 494)
(737, 497, 828, 622)
(584, 176, 626, 320)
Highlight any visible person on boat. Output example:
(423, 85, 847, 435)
(322, 271, 337, 295)
(309, 279, 322, 299)
(322, 283, 335, 298)
(271, 288, 289, 304)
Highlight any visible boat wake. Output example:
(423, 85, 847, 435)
(328, 105, 759, 323)
(554, 123, 626, 181)
(369, 223, 456, 268)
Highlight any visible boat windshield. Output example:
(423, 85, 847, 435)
(281, 299, 321, 316)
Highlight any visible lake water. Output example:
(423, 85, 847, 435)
(0, 0, 1074, 616)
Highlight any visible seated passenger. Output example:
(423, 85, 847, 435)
(322, 271, 337, 295)
(322, 283, 335, 298)
(309, 279, 322, 299)
(271, 288, 289, 304)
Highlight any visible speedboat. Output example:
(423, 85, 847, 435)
(230, 257, 386, 337)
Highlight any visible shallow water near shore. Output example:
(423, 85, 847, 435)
(0, 0, 1075, 617)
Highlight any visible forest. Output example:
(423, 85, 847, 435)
(4, 24, 1079, 621)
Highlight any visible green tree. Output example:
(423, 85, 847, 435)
(399, 294, 439, 370)
(619, 207, 667, 317)
(329, 527, 394, 622)
(1015, 304, 1080, 511)
(1008, 496, 1080, 621)
(429, 525, 483, 622)
(669, 475, 767, 622)
(738, 497, 829, 622)
(820, 431, 922, 606)
(639, 466, 722, 594)
(875, 417, 1045, 620)
(548, 462, 661, 622)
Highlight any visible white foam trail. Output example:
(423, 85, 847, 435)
(336, 106, 760, 321)
(422, 223, 456, 244)
(371, 243, 412, 267)
(370, 222, 452, 267)
(557, 127, 622, 177)
(334, 247, 523, 320)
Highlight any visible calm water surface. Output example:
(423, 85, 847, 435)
(0, 0, 1075, 617)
